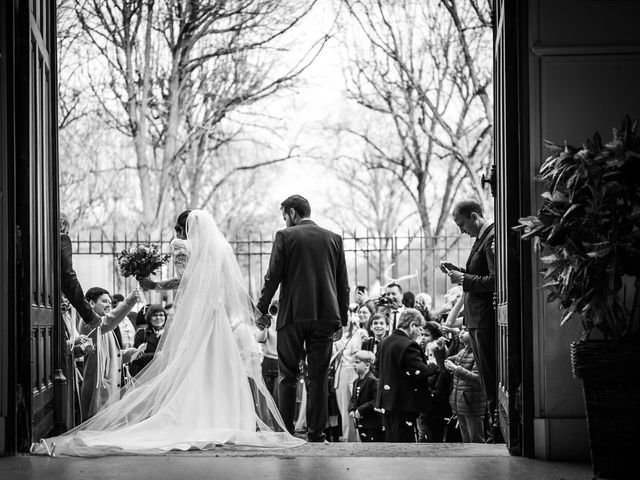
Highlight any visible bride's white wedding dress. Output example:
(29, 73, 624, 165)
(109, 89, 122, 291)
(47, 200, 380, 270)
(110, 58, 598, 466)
(32, 210, 303, 456)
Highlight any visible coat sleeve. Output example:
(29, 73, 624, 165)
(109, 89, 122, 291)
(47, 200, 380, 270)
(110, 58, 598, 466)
(335, 236, 350, 326)
(463, 232, 495, 294)
(257, 230, 285, 314)
(348, 378, 357, 413)
(80, 291, 138, 335)
(60, 234, 99, 326)
(133, 329, 145, 348)
(454, 358, 482, 386)
(403, 342, 438, 382)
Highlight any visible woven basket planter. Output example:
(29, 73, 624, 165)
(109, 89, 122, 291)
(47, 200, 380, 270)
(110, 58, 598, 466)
(571, 340, 640, 479)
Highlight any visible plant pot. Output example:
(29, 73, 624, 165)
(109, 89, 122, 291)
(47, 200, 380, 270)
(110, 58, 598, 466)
(571, 340, 640, 479)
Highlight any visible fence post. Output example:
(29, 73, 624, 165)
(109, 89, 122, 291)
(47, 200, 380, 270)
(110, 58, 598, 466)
(247, 231, 253, 298)
(392, 232, 398, 281)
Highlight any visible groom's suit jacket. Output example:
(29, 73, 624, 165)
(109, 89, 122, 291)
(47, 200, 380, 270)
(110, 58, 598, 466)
(461, 223, 495, 329)
(257, 220, 350, 331)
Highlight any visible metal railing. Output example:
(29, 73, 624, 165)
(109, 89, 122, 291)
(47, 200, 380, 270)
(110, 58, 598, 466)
(70, 230, 472, 310)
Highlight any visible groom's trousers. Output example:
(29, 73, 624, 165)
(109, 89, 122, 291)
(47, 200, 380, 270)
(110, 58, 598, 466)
(277, 321, 335, 441)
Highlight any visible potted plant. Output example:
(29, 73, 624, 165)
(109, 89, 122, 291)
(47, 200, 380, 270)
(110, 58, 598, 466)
(514, 116, 640, 479)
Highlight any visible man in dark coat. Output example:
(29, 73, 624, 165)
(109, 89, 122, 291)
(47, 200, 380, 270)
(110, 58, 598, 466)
(60, 213, 100, 328)
(256, 195, 350, 442)
(59, 213, 100, 427)
(375, 308, 438, 442)
(440, 199, 498, 439)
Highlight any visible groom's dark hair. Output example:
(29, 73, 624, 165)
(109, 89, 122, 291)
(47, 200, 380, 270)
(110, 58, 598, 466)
(453, 200, 483, 218)
(281, 195, 311, 218)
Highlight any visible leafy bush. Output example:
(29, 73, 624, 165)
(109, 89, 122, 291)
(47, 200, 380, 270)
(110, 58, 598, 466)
(514, 116, 640, 342)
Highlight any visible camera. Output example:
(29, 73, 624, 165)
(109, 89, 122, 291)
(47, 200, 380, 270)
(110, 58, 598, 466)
(268, 303, 278, 316)
(374, 292, 395, 309)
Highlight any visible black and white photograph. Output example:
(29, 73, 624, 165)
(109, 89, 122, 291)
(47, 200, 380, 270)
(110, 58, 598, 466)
(1, 1, 639, 479)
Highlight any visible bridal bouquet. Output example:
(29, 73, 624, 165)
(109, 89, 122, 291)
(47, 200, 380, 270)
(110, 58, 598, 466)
(117, 244, 170, 279)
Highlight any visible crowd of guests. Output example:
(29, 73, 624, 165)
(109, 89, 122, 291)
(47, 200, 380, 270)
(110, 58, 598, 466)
(60, 199, 496, 445)
(261, 282, 489, 444)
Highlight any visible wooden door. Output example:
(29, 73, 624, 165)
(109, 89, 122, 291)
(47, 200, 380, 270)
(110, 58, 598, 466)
(14, 0, 61, 449)
(493, 0, 533, 456)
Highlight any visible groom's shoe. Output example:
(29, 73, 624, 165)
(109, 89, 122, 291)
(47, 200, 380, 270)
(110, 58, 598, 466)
(308, 432, 328, 443)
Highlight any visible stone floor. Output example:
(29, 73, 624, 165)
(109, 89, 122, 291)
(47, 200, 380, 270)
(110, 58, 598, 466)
(0, 443, 594, 480)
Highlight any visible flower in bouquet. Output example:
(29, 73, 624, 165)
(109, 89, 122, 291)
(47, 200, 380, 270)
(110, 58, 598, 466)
(117, 244, 171, 279)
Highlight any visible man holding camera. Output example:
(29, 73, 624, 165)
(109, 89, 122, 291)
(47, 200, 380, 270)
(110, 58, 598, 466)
(386, 283, 405, 331)
(256, 195, 350, 443)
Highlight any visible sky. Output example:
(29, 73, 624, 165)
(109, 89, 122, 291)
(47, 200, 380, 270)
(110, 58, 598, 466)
(247, 0, 355, 230)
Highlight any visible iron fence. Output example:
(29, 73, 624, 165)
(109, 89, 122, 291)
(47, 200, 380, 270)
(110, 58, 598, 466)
(71, 230, 472, 311)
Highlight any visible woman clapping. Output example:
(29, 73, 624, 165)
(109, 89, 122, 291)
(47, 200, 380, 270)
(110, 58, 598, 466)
(129, 304, 166, 376)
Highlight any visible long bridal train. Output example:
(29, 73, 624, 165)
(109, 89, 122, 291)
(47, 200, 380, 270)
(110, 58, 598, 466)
(31, 210, 303, 456)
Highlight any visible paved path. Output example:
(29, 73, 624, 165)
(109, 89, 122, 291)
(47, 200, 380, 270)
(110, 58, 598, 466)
(0, 444, 593, 480)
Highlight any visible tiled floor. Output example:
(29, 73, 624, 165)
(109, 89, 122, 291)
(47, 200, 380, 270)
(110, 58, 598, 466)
(0, 443, 594, 480)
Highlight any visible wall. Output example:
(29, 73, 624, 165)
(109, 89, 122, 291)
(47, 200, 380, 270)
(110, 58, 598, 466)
(528, 0, 640, 461)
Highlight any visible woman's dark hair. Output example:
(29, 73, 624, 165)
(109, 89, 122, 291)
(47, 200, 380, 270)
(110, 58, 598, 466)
(86, 287, 110, 303)
(357, 301, 376, 318)
(280, 195, 311, 218)
(402, 291, 415, 308)
(175, 210, 191, 235)
(423, 320, 443, 340)
(145, 304, 166, 324)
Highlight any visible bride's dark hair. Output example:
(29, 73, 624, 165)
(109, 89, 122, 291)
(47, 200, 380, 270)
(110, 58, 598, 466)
(175, 210, 191, 235)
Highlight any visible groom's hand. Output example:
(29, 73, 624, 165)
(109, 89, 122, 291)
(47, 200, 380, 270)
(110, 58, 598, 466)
(256, 313, 272, 331)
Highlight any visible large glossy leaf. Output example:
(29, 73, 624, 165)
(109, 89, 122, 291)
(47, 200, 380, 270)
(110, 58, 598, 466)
(540, 253, 561, 264)
(560, 307, 576, 326)
(540, 279, 560, 289)
(521, 225, 547, 240)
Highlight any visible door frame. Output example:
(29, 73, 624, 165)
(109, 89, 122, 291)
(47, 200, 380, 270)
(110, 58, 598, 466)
(493, 0, 535, 457)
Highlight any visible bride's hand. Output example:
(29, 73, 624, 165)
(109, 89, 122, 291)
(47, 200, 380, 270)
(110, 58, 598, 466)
(137, 276, 157, 291)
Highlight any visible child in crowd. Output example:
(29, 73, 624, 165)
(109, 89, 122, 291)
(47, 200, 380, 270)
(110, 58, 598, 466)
(445, 326, 486, 443)
(348, 350, 383, 442)
(424, 338, 452, 442)
(362, 313, 389, 374)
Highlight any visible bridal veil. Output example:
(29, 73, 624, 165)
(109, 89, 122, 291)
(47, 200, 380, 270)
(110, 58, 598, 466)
(32, 210, 303, 456)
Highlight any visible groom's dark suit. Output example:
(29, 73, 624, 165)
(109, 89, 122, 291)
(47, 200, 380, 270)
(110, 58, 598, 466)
(257, 219, 349, 440)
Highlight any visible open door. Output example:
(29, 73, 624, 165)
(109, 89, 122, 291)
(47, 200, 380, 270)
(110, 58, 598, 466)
(12, 0, 61, 450)
(493, 0, 534, 456)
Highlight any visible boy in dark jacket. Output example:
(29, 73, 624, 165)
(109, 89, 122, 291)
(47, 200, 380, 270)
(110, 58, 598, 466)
(348, 350, 383, 442)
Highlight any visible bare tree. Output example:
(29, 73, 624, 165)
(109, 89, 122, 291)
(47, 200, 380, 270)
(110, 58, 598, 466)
(322, 155, 418, 284)
(70, 0, 325, 232)
(338, 0, 493, 237)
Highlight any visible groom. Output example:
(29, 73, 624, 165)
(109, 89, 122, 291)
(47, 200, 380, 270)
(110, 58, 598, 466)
(256, 195, 350, 442)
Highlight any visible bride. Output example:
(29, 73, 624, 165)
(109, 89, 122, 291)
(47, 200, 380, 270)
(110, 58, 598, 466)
(32, 210, 304, 456)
